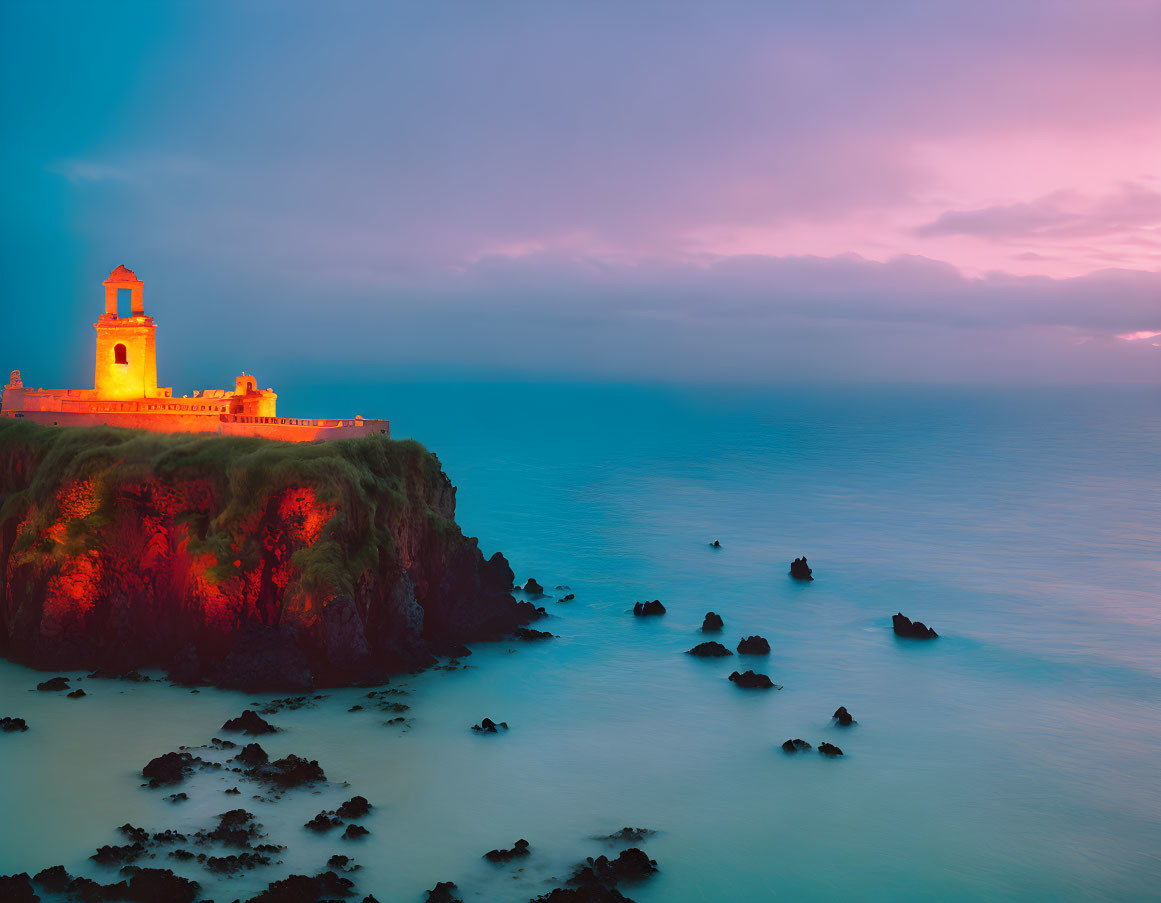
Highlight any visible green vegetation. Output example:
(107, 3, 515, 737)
(0, 419, 457, 593)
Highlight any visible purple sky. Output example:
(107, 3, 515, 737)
(2, 1, 1158, 385)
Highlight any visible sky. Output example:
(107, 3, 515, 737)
(1, 0, 1158, 386)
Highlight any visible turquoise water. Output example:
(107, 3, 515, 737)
(2, 383, 1159, 901)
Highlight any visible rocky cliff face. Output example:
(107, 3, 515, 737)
(0, 420, 539, 690)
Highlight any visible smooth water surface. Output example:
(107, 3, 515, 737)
(2, 384, 1159, 901)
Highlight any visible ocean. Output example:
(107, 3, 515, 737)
(2, 383, 1159, 901)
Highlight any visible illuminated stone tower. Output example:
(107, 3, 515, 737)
(94, 265, 158, 399)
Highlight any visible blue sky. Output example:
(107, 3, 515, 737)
(2, 0, 1159, 388)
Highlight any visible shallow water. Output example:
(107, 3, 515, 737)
(2, 383, 1159, 901)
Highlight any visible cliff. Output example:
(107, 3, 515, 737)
(0, 420, 539, 689)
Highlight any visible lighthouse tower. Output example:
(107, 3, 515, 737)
(94, 265, 158, 399)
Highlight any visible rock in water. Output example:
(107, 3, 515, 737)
(633, 600, 666, 616)
(220, 710, 279, 735)
(819, 742, 844, 757)
(426, 881, 463, 903)
(737, 635, 770, 654)
(337, 796, 372, 819)
(686, 642, 732, 657)
(833, 706, 855, 726)
(523, 578, 545, 594)
(728, 670, 777, 689)
(36, 676, 70, 692)
(484, 839, 530, 862)
(892, 612, 939, 639)
(701, 611, 724, 632)
(0, 422, 542, 690)
(781, 738, 811, 753)
(1, 717, 29, 732)
(790, 557, 813, 580)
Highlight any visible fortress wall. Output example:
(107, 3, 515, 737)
(1, 410, 390, 442)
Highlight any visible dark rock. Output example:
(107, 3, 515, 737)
(36, 676, 70, 691)
(0, 873, 36, 903)
(524, 578, 544, 594)
(425, 880, 463, 903)
(700, 611, 723, 632)
(736, 635, 770, 655)
(92, 842, 146, 865)
(224, 786, 241, 794)
(568, 847, 657, 887)
(235, 742, 269, 767)
(892, 612, 938, 639)
(248, 870, 354, 902)
(166, 792, 188, 803)
(342, 824, 370, 840)
(728, 670, 777, 689)
(33, 865, 72, 892)
(484, 838, 530, 862)
(632, 600, 665, 616)
(142, 751, 197, 787)
(218, 624, 315, 694)
(1, 716, 28, 732)
(602, 827, 655, 844)
(472, 717, 508, 733)
(122, 867, 201, 903)
(336, 796, 371, 819)
(67, 688, 87, 698)
(686, 642, 732, 657)
(247, 754, 326, 788)
(305, 812, 344, 832)
(781, 738, 811, 753)
(558, 593, 575, 603)
(790, 556, 813, 580)
(533, 887, 634, 902)
(221, 710, 279, 735)
(819, 742, 844, 757)
(833, 706, 855, 726)
(711, 540, 721, 548)
(514, 626, 555, 640)
(118, 821, 149, 844)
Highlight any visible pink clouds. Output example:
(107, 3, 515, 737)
(1117, 331, 1161, 342)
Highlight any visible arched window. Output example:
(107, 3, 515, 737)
(113, 343, 128, 365)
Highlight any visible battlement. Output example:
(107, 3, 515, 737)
(0, 265, 388, 443)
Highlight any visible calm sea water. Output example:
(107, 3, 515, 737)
(2, 383, 1159, 901)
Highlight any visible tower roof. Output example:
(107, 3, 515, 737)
(104, 265, 140, 284)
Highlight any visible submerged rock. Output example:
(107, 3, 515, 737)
(425, 880, 463, 903)
(833, 706, 855, 726)
(558, 593, 576, 603)
(789, 557, 813, 580)
(484, 838, 530, 862)
(514, 626, 556, 640)
(701, 611, 723, 632)
(781, 738, 812, 753)
(818, 742, 844, 757)
(337, 796, 372, 819)
(1, 716, 28, 732)
(602, 827, 656, 844)
(249, 870, 354, 902)
(247, 754, 326, 788)
(736, 635, 770, 655)
(67, 688, 87, 698)
(472, 717, 509, 733)
(221, 710, 280, 735)
(728, 670, 777, 689)
(142, 751, 198, 787)
(632, 600, 666, 616)
(568, 847, 657, 887)
(686, 642, 732, 657)
(710, 540, 721, 548)
(893, 612, 938, 639)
